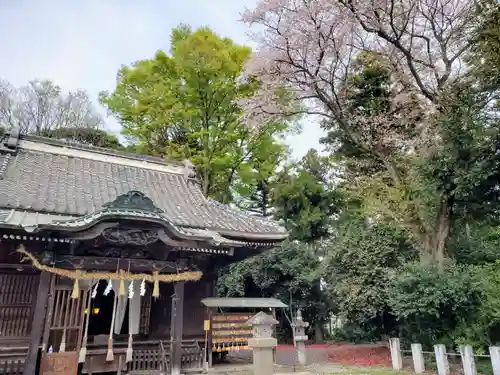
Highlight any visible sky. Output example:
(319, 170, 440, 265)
(0, 0, 324, 160)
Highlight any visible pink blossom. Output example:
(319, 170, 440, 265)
(239, 0, 476, 130)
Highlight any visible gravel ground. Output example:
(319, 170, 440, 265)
(208, 344, 391, 375)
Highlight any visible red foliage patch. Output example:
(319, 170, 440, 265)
(327, 344, 392, 368)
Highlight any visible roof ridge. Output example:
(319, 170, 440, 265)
(19, 134, 184, 167)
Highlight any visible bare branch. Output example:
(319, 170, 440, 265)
(0, 79, 104, 135)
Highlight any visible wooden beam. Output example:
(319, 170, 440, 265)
(207, 307, 213, 369)
(24, 271, 52, 375)
(0, 263, 31, 270)
(170, 282, 185, 375)
(54, 255, 189, 273)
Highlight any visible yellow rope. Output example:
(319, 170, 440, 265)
(17, 245, 202, 284)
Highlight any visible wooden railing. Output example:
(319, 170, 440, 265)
(128, 347, 163, 375)
(0, 346, 28, 375)
(84, 339, 204, 374)
(180, 341, 204, 372)
(159, 340, 170, 374)
(159, 340, 204, 373)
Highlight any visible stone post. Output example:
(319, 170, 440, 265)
(490, 347, 500, 375)
(292, 309, 309, 367)
(411, 343, 425, 374)
(389, 338, 403, 371)
(460, 345, 477, 375)
(247, 312, 279, 375)
(434, 344, 450, 375)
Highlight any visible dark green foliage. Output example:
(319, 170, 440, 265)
(423, 84, 500, 222)
(324, 215, 417, 337)
(272, 149, 340, 243)
(42, 127, 123, 149)
(330, 323, 380, 344)
(467, 1, 500, 90)
(449, 221, 500, 265)
(388, 263, 483, 348)
(217, 240, 332, 333)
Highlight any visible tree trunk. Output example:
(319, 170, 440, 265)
(314, 321, 324, 343)
(433, 199, 451, 271)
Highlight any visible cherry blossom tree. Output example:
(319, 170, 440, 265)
(241, 0, 476, 120)
(240, 0, 483, 267)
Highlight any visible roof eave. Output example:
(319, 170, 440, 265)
(215, 229, 289, 242)
(201, 297, 288, 309)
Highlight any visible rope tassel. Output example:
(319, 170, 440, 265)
(79, 288, 93, 363)
(71, 278, 80, 299)
(126, 333, 133, 363)
(119, 279, 125, 296)
(106, 293, 118, 362)
(152, 271, 160, 298)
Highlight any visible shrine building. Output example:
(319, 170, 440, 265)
(0, 130, 287, 375)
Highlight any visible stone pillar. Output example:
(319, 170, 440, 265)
(411, 343, 425, 374)
(247, 312, 279, 375)
(292, 310, 309, 367)
(460, 346, 477, 375)
(389, 338, 403, 371)
(434, 344, 450, 375)
(490, 347, 500, 375)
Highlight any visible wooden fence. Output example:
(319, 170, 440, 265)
(388, 338, 500, 375)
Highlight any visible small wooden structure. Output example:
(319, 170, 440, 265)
(201, 297, 287, 367)
(0, 131, 287, 375)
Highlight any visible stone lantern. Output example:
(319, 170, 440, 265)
(246, 312, 279, 375)
(292, 309, 309, 366)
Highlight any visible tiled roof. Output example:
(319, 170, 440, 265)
(0, 135, 287, 241)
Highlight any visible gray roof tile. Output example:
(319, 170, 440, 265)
(0, 137, 287, 240)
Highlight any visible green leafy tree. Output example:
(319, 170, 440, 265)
(467, 0, 500, 90)
(100, 24, 289, 203)
(324, 213, 417, 338)
(235, 135, 289, 216)
(273, 149, 340, 244)
(388, 263, 483, 348)
(218, 151, 338, 342)
(217, 240, 331, 341)
(239, 0, 497, 270)
(449, 221, 500, 265)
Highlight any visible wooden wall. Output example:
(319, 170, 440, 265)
(0, 242, 40, 347)
(0, 271, 40, 345)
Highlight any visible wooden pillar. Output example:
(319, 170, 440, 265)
(24, 271, 52, 375)
(207, 307, 213, 369)
(170, 281, 185, 375)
